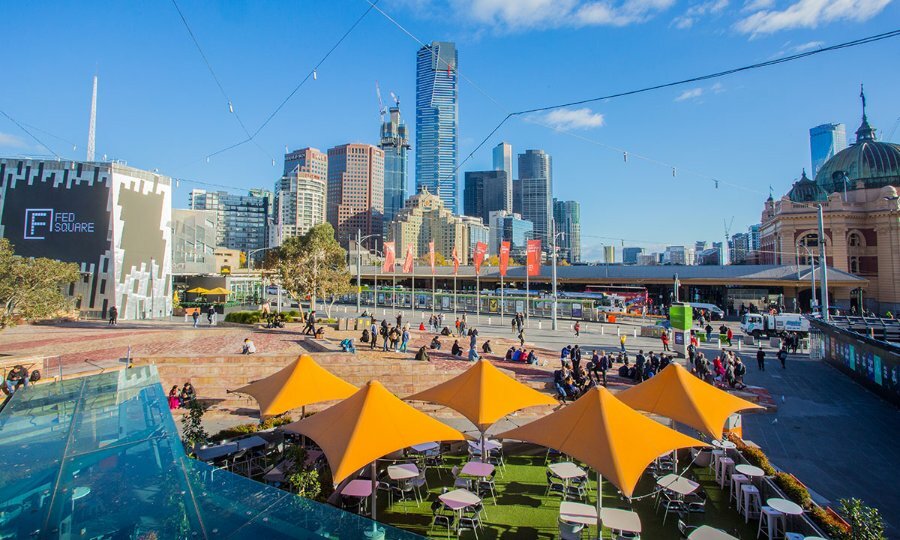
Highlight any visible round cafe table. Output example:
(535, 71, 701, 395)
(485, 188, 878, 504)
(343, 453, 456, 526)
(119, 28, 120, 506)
(387, 463, 419, 481)
(768, 497, 804, 532)
(711, 440, 737, 450)
(688, 525, 739, 540)
(735, 464, 765, 478)
(656, 474, 700, 496)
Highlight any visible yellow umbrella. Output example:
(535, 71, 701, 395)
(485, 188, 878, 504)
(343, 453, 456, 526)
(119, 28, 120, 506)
(231, 355, 357, 418)
(406, 358, 557, 460)
(407, 359, 557, 431)
(185, 287, 209, 294)
(617, 362, 764, 440)
(283, 381, 466, 527)
(498, 386, 707, 511)
(205, 287, 232, 295)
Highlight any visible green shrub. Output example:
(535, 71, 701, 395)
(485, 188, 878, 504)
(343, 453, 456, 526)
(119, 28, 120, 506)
(774, 472, 812, 509)
(287, 310, 300, 318)
(209, 415, 293, 442)
(811, 506, 850, 540)
(224, 311, 262, 324)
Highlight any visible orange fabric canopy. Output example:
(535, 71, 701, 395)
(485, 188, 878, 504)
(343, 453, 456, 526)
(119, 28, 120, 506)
(617, 363, 764, 439)
(232, 354, 357, 417)
(283, 381, 467, 484)
(406, 359, 558, 432)
(498, 386, 707, 496)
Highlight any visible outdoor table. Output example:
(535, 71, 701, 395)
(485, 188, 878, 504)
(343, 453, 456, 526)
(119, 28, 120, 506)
(195, 442, 238, 462)
(237, 435, 267, 451)
(263, 459, 291, 484)
(656, 474, 700, 496)
(461, 461, 494, 479)
(687, 525, 739, 539)
(341, 479, 373, 498)
(711, 439, 737, 450)
(768, 497, 804, 532)
(548, 461, 588, 481)
(387, 463, 419, 481)
(735, 464, 764, 478)
(468, 439, 502, 452)
(410, 442, 439, 453)
(599, 507, 642, 534)
(439, 488, 482, 529)
(559, 501, 597, 526)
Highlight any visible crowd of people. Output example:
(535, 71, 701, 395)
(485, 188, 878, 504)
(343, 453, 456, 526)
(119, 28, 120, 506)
(3, 365, 39, 396)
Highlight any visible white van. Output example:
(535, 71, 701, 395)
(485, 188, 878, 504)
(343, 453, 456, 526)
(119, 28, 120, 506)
(688, 302, 725, 320)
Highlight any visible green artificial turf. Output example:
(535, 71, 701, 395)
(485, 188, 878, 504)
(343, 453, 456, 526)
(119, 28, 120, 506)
(373, 450, 760, 539)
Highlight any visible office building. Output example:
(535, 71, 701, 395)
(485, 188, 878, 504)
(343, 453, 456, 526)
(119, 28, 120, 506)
(415, 41, 459, 211)
(552, 199, 581, 263)
(810, 123, 847, 177)
(603, 245, 615, 264)
(731, 232, 750, 264)
(274, 171, 327, 244)
(464, 170, 511, 224)
(380, 105, 410, 225)
(664, 245, 694, 265)
(283, 147, 328, 179)
(488, 210, 533, 260)
(172, 209, 218, 275)
(387, 187, 470, 263)
(493, 142, 513, 208)
(637, 253, 661, 266)
(518, 149, 552, 246)
(694, 241, 708, 254)
(622, 247, 644, 265)
(460, 215, 490, 259)
(326, 143, 384, 249)
(0, 159, 172, 320)
(748, 223, 761, 252)
(696, 248, 721, 265)
(188, 189, 270, 259)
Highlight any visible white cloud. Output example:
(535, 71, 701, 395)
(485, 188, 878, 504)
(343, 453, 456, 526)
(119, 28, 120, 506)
(735, 0, 892, 36)
(675, 88, 704, 101)
(710, 82, 725, 93)
(528, 107, 605, 130)
(671, 0, 728, 29)
(790, 40, 824, 52)
(0, 132, 29, 149)
(454, 0, 676, 30)
(741, 0, 774, 11)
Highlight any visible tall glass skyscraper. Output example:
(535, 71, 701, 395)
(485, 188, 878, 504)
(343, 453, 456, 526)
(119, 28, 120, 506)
(380, 106, 410, 225)
(518, 149, 552, 245)
(809, 123, 847, 177)
(416, 41, 458, 211)
(493, 142, 513, 210)
(553, 199, 581, 263)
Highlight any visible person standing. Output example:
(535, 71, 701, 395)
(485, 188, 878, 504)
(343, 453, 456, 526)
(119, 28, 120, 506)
(777, 346, 788, 369)
(756, 346, 766, 371)
(661, 331, 670, 352)
(399, 328, 410, 353)
(192, 310, 200, 328)
(705, 323, 713, 342)
(108, 306, 118, 326)
(207, 305, 216, 326)
(619, 333, 627, 353)
(370, 321, 378, 350)
(511, 316, 518, 334)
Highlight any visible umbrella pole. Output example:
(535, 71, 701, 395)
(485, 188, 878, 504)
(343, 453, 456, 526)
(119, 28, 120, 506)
(370, 461, 378, 525)
(481, 430, 486, 464)
(596, 469, 603, 535)
(301, 406, 306, 447)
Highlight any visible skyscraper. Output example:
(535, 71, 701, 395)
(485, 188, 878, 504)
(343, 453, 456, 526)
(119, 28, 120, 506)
(326, 143, 384, 249)
(415, 41, 458, 211)
(748, 224, 761, 251)
(464, 170, 510, 224)
(488, 210, 533, 260)
(552, 199, 581, 263)
(493, 142, 513, 209)
(274, 171, 327, 245)
(518, 149, 552, 246)
(603, 245, 615, 265)
(189, 189, 270, 257)
(730, 232, 750, 264)
(380, 105, 410, 225)
(622, 247, 644, 265)
(810, 123, 847, 176)
(283, 147, 327, 179)
(387, 187, 470, 263)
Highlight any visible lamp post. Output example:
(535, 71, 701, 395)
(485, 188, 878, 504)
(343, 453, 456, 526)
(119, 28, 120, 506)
(801, 245, 817, 313)
(356, 230, 379, 314)
(249, 246, 282, 311)
(817, 204, 830, 321)
(550, 219, 565, 331)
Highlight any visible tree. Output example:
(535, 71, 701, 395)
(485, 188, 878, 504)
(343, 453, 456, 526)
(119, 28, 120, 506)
(417, 251, 448, 266)
(239, 251, 248, 268)
(840, 498, 886, 539)
(277, 223, 351, 316)
(0, 239, 80, 329)
(484, 255, 500, 267)
(285, 445, 323, 500)
(180, 399, 209, 454)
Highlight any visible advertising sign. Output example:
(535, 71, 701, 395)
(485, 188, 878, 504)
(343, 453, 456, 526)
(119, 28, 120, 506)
(382, 242, 396, 273)
(499, 241, 510, 277)
(473, 242, 488, 274)
(526, 240, 541, 277)
(572, 303, 583, 318)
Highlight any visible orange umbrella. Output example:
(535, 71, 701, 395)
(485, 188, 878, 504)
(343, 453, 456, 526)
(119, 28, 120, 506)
(617, 362, 764, 439)
(231, 355, 357, 417)
(406, 359, 557, 460)
(498, 386, 707, 500)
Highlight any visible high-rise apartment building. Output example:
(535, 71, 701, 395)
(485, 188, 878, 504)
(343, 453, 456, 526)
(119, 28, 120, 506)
(415, 41, 459, 211)
(488, 210, 533, 260)
(748, 223, 761, 252)
(172, 209, 218, 275)
(460, 215, 490, 260)
(518, 149, 552, 246)
(188, 189, 270, 257)
(326, 143, 384, 249)
(730, 232, 750, 264)
(664, 245, 694, 265)
(380, 106, 410, 225)
(694, 241, 708, 254)
(464, 170, 510, 224)
(283, 147, 328, 179)
(387, 187, 470, 263)
(552, 199, 581, 263)
(274, 171, 327, 245)
(810, 123, 847, 177)
(603, 245, 615, 265)
(622, 247, 644, 265)
(493, 142, 513, 208)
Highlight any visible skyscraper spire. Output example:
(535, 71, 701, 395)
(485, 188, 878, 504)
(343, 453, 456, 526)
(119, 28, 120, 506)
(87, 75, 98, 161)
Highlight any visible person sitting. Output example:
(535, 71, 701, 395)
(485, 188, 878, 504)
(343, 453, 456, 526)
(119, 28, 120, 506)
(4, 365, 29, 395)
(468, 346, 480, 362)
(419, 322, 426, 331)
(451, 340, 462, 356)
(482, 340, 492, 354)
(440, 326, 452, 336)
(241, 338, 256, 355)
(511, 348, 523, 362)
(553, 370, 571, 402)
(180, 382, 196, 407)
(505, 347, 515, 361)
(526, 350, 538, 365)
(168, 385, 181, 410)
(414, 346, 430, 362)
(429, 336, 442, 350)
(340, 338, 356, 353)
(314, 326, 326, 339)
(361, 328, 370, 343)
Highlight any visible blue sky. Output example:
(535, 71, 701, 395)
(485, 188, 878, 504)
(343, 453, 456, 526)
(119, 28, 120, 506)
(2, 0, 898, 261)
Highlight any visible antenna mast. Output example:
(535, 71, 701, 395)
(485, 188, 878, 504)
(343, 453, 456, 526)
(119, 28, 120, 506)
(87, 75, 98, 161)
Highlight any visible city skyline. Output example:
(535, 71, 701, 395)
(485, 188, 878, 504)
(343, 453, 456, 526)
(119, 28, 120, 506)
(1, 2, 898, 260)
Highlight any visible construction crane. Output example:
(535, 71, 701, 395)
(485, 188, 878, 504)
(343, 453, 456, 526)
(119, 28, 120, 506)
(390, 91, 400, 108)
(375, 81, 386, 121)
(723, 217, 734, 266)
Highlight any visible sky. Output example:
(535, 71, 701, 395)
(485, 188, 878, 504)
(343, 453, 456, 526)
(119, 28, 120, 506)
(1, 0, 898, 261)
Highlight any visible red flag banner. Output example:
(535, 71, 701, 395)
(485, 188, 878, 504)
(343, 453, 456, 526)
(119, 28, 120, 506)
(428, 241, 435, 274)
(526, 240, 542, 277)
(499, 241, 511, 277)
(382, 242, 396, 273)
(474, 242, 488, 274)
(452, 246, 460, 275)
(402, 245, 414, 274)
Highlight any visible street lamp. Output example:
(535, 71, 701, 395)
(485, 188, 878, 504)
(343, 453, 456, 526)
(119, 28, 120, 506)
(550, 218, 565, 331)
(249, 246, 282, 310)
(356, 229, 379, 314)
(816, 204, 830, 321)
(800, 245, 817, 313)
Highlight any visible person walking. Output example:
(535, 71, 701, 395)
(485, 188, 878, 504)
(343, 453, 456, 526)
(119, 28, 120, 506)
(661, 331, 670, 352)
(207, 305, 216, 326)
(756, 346, 765, 371)
(511, 316, 518, 334)
(573, 321, 581, 337)
(518, 328, 526, 347)
(108, 306, 118, 326)
(726, 327, 733, 346)
(192, 310, 200, 328)
(619, 333, 627, 353)
(777, 346, 788, 369)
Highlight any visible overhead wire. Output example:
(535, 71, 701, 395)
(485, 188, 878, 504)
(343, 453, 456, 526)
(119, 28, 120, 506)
(0, 109, 63, 160)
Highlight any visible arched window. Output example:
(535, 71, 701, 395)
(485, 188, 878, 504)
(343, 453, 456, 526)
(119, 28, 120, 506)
(849, 256, 860, 274)
(848, 232, 862, 247)
(797, 232, 824, 265)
